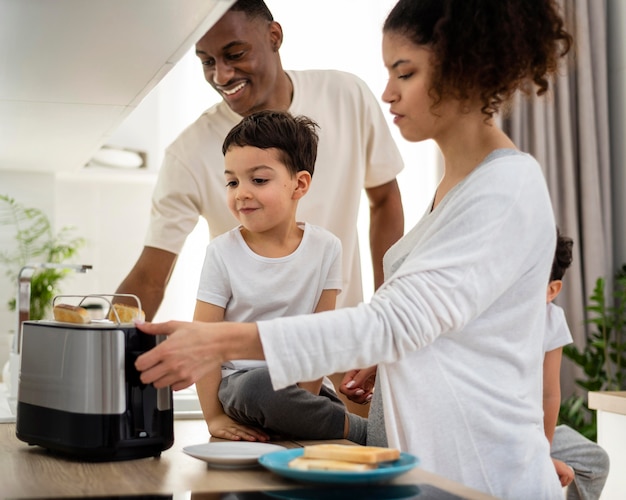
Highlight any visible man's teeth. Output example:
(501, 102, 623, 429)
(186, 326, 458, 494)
(222, 82, 246, 96)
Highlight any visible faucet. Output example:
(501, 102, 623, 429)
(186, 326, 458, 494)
(15, 263, 92, 354)
(4, 263, 92, 415)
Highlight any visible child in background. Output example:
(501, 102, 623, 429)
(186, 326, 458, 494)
(543, 231, 610, 499)
(193, 110, 367, 445)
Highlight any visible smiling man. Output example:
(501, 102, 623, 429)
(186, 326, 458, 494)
(115, 1, 405, 415)
(117, 0, 404, 415)
(117, 0, 403, 317)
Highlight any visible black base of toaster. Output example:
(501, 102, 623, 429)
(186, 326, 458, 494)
(16, 402, 174, 461)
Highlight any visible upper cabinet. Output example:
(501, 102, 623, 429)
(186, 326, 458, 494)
(0, 0, 234, 173)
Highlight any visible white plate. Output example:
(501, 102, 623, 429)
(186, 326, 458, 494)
(183, 442, 286, 468)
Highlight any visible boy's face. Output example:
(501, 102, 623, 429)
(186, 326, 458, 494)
(224, 146, 309, 233)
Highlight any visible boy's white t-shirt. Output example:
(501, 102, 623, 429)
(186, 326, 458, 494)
(543, 302, 574, 352)
(197, 222, 342, 377)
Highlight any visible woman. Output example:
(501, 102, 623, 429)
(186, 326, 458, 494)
(135, 1, 572, 497)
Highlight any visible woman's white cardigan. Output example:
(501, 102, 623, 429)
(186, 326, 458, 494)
(258, 152, 562, 499)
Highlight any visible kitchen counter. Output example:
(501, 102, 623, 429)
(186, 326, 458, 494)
(0, 419, 496, 499)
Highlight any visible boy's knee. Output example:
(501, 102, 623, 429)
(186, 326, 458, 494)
(220, 369, 275, 408)
(595, 446, 610, 480)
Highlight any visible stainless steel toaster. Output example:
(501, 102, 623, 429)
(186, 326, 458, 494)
(15, 315, 174, 461)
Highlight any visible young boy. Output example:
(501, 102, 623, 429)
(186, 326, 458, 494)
(544, 231, 610, 499)
(193, 110, 367, 444)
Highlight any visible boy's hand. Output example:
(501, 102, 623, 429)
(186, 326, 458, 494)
(208, 414, 270, 442)
(552, 458, 575, 487)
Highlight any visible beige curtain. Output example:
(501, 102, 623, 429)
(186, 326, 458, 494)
(501, 0, 612, 396)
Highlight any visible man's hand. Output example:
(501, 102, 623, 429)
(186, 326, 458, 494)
(339, 366, 377, 404)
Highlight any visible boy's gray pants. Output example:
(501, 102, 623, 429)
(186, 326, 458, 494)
(218, 367, 347, 440)
(551, 425, 610, 500)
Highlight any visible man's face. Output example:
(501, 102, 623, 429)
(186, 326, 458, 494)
(195, 10, 283, 117)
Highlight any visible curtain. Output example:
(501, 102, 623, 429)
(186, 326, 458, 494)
(501, 0, 612, 396)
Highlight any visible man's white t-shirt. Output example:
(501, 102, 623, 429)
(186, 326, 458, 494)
(146, 69, 404, 308)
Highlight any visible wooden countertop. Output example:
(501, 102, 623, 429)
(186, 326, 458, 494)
(588, 390, 626, 416)
(0, 419, 496, 499)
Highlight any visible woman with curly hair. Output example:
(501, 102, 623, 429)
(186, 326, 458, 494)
(135, 1, 573, 497)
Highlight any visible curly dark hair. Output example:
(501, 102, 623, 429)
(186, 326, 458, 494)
(383, 0, 573, 118)
(222, 110, 319, 178)
(551, 229, 574, 282)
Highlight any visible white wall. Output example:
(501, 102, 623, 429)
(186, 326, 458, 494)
(0, 172, 57, 336)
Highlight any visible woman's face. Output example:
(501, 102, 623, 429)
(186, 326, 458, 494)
(381, 32, 453, 143)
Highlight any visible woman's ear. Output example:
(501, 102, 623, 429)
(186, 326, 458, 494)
(292, 171, 312, 200)
(546, 280, 563, 304)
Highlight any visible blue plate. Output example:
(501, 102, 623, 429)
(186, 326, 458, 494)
(258, 448, 419, 485)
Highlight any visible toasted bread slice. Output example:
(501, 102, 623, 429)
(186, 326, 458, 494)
(302, 444, 400, 464)
(53, 303, 91, 324)
(288, 456, 376, 471)
(108, 303, 145, 323)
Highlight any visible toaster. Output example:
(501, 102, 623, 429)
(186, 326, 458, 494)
(15, 308, 174, 461)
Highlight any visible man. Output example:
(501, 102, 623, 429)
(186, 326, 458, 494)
(116, 1, 404, 413)
(118, 0, 403, 315)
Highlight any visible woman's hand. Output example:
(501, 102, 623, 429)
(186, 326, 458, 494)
(339, 366, 377, 404)
(208, 414, 270, 442)
(134, 320, 219, 390)
(135, 320, 263, 391)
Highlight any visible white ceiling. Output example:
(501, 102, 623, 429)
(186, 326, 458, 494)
(0, 0, 234, 173)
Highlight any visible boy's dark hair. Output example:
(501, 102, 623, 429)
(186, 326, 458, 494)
(229, 0, 273, 22)
(222, 110, 319, 177)
(383, 0, 572, 119)
(551, 228, 573, 282)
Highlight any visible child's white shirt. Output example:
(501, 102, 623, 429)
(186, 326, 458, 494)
(543, 302, 574, 352)
(197, 222, 342, 377)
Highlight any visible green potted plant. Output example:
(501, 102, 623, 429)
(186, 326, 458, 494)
(559, 265, 626, 440)
(0, 194, 85, 322)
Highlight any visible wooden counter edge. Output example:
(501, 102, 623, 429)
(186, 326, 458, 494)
(588, 391, 626, 416)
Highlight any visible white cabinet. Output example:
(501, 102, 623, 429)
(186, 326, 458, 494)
(588, 391, 626, 499)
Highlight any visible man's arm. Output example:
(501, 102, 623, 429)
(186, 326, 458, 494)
(115, 246, 178, 321)
(365, 179, 404, 290)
